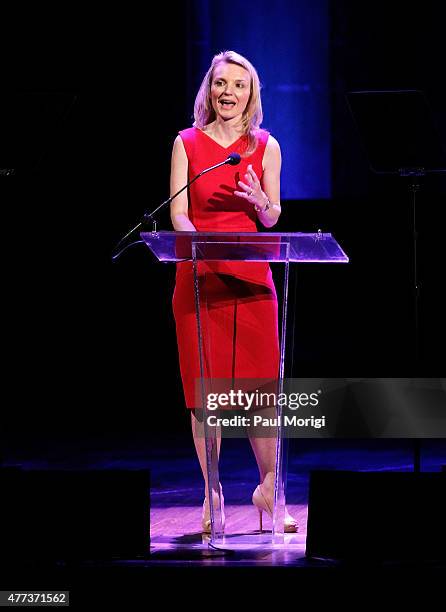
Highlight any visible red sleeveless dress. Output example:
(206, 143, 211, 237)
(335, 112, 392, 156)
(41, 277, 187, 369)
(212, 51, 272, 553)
(172, 127, 280, 409)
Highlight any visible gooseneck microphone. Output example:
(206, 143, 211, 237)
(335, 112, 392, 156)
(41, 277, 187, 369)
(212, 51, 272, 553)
(111, 152, 241, 260)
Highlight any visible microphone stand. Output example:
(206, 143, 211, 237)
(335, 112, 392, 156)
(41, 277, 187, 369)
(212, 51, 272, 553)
(403, 170, 423, 473)
(111, 154, 240, 260)
(346, 90, 446, 472)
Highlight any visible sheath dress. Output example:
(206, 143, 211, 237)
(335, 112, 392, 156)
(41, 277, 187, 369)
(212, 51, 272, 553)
(172, 126, 280, 409)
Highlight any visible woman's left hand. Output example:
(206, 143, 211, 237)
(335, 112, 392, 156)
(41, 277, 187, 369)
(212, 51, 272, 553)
(234, 164, 268, 210)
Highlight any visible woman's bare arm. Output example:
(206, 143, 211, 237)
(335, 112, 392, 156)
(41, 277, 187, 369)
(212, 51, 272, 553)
(170, 136, 197, 231)
(258, 135, 282, 228)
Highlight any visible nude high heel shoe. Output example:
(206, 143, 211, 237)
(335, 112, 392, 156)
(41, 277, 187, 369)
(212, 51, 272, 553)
(202, 483, 225, 534)
(252, 483, 298, 533)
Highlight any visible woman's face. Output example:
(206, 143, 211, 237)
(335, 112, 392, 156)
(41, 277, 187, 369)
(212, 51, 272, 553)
(210, 62, 251, 122)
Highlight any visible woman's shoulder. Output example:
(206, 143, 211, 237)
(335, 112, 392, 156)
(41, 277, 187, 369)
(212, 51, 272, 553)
(254, 128, 281, 152)
(176, 127, 200, 159)
(255, 128, 279, 146)
(262, 132, 281, 169)
(265, 133, 281, 152)
(178, 126, 199, 141)
(254, 127, 270, 143)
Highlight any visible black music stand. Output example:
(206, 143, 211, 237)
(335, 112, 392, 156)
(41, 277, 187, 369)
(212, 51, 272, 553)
(346, 90, 446, 472)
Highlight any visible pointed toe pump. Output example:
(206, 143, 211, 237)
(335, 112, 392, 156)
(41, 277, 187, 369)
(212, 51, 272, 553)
(252, 483, 298, 533)
(202, 483, 225, 534)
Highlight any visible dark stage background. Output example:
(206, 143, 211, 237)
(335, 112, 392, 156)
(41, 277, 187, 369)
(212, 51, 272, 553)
(1, 0, 445, 442)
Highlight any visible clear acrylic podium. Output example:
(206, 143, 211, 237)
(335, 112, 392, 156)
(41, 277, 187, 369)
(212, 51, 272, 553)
(141, 230, 349, 547)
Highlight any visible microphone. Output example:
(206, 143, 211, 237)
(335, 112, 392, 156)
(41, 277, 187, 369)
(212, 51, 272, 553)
(226, 152, 241, 166)
(111, 152, 242, 260)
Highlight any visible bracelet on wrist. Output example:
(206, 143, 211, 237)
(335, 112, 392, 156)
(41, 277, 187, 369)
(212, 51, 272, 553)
(254, 197, 271, 213)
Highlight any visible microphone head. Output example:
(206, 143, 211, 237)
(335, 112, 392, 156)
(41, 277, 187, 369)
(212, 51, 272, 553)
(226, 152, 241, 166)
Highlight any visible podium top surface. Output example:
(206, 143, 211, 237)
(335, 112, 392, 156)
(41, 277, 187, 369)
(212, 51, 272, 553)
(140, 231, 349, 263)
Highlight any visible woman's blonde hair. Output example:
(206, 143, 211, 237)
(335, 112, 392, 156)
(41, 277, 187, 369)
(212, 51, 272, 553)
(193, 50, 263, 156)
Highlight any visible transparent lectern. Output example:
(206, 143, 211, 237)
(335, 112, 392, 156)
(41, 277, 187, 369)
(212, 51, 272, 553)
(141, 230, 349, 548)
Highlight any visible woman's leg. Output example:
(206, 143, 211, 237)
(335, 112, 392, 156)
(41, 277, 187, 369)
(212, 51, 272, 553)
(248, 435, 276, 495)
(191, 410, 222, 496)
(248, 427, 297, 529)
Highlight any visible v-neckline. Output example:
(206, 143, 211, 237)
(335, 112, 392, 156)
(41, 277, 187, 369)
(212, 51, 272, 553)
(197, 127, 245, 150)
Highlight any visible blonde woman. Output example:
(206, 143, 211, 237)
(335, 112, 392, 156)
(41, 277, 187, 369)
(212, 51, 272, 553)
(170, 51, 297, 534)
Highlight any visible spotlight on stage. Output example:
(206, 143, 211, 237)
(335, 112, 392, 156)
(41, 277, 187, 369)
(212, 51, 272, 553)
(305, 470, 446, 562)
(0, 468, 150, 564)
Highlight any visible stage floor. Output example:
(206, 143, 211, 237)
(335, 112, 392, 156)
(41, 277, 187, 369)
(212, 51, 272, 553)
(2, 433, 446, 568)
